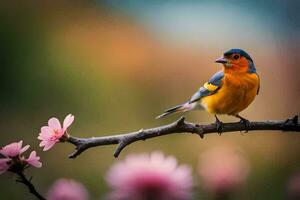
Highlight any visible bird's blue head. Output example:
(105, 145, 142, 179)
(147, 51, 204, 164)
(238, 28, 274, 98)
(215, 49, 256, 73)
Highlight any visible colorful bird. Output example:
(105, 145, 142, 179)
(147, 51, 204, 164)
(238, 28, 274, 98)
(156, 49, 260, 132)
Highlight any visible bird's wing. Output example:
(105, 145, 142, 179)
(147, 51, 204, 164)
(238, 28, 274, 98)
(189, 71, 224, 103)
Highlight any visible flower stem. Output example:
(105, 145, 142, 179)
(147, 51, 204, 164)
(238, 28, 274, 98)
(16, 171, 46, 200)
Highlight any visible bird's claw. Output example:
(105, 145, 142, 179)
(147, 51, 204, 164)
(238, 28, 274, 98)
(239, 118, 250, 133)
(214, 116, 223, 135)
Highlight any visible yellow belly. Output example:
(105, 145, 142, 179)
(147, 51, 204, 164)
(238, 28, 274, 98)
(200, 73, 259, 115)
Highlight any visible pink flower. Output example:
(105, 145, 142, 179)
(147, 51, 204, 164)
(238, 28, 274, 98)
(106, 151, 193, 200)
(0, 141, 42, 174)
(0, 140, 29, 157)
(47, 178, 89, 200)
(198, 146, 250, 196)
(38, 114, 74, 151)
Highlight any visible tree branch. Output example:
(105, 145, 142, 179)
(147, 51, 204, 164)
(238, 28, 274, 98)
(16, 171, 46, 200)
(67, 115, 300, 158)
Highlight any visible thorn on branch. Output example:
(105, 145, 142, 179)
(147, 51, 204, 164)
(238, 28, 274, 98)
(286, 115, 298, 125)
(176, 116, 186, 126)
(195, 124, 204, 138)
(282, 115, 299, 131)
(69, 144, 87, 159)
(114, 141, 128, 158)
(137, 129, 144, 138)
(289, 115, 298, 125)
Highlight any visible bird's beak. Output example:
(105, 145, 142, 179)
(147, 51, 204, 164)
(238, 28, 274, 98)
(215, 57, 228, 64)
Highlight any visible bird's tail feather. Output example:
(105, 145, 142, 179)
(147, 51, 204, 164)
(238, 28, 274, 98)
(156, 102, 195, 119)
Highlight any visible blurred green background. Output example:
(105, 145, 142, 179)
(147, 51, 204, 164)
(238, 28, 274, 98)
(0, 0, 299, 199)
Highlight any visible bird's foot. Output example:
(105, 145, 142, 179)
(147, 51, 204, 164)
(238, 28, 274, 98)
(214, 115, 223, 135)
(239, 118, 251, 133)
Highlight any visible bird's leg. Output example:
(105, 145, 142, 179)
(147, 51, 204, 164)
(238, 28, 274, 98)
(214, 115, 223, 135)
(235, 114, 250, 132)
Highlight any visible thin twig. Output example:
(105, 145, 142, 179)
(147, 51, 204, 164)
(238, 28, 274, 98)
(16, 171, 46, 200)
(67, 115, 300, 158)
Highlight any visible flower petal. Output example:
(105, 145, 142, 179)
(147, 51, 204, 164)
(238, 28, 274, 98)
(0, 158, 11, 175)
(39, 140, 47, 147)
(20, 145, 30, 154)
(38, 134, 48, 141)
(63, 114, 74, 130)
(26, 151, 42, 168)
(38, 127, 54, 140)
(42, 141, 56, 151)
(41, 126, 54, 135)
(48, 118, 61, 129)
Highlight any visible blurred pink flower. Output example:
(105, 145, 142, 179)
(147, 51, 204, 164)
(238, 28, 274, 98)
(0, 141, 42, 174)
(198, 146, 250, 196)
(287, 172, 300, 200)
(106, 151, 193, 200)
(38, 114, 74, 151)
(47, 178, 89, 200)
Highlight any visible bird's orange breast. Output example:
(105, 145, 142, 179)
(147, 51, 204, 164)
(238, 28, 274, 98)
(200, 72, 259, 115)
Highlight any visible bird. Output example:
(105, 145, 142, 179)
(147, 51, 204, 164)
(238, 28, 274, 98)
(156, 49, 260, 132)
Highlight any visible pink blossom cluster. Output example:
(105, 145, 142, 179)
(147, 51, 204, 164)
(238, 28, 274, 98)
(0, 141, 42, 174)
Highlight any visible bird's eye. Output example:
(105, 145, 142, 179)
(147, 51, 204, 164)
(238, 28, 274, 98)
(233, 54, 240, 60)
